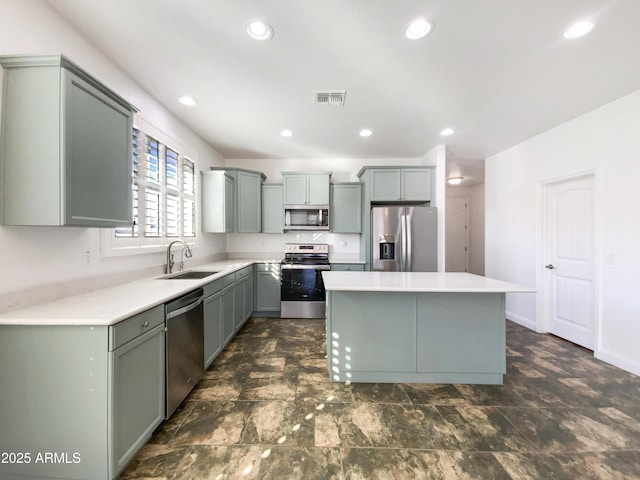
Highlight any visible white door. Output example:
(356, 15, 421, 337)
(543, 174, 596, 349)
(445, 197, 467, 272)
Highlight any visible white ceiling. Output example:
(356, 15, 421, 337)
(45, 0, 640, 181)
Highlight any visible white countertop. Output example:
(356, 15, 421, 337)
(0, 259, 278, 327)
(322, 271, 535, 293)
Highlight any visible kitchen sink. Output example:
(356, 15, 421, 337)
(159, 270, 219, 280)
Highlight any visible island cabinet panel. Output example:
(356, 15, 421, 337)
(416, 293, 505, 374)
(325, 286, 508, 384)
(327, 292, 416, 374)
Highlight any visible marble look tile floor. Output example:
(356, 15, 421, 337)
(119, 319, 640, 480)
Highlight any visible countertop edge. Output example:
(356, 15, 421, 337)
(0, 259, 278, 327)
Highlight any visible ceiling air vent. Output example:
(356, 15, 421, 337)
(314, 90, 346, 107)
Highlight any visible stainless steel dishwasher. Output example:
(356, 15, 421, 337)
(165, 288, 204, 418)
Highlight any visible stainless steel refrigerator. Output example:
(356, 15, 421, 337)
(371, 206, 437, 272)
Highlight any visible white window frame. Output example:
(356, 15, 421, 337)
(101, 116, 199, 257)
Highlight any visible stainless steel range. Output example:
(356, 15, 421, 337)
(280, 243, 330, 318)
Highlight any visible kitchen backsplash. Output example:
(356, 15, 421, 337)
(226, 232, 361, 259)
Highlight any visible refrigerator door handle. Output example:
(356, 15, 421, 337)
(400, 214, 407, 272)
(406, 213, 412, 271)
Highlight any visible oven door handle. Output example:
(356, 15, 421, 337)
(281, 264, 331, 270)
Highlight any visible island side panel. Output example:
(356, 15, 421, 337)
(326, 291, 417, 382)
(416, 292, 506, 380)
(0, 325, 109, 480)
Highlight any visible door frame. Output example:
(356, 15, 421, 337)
(538, 170, 601, 352)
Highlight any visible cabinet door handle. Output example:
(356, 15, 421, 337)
(545, 264, 555, 270)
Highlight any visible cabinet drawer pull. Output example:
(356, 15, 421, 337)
(141, 321, 149, 328)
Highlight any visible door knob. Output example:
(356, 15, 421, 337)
(545, 264, 555, 269)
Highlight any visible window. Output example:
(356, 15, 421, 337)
(106, 126, 198, 254)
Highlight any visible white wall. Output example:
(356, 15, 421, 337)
(486, 88, 640, 375)
(0, 0, 226, 311)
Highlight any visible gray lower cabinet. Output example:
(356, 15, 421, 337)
(255, 263, 281, 316)
(0, 305, 164, 480)
(330, 183, 362, 233)
(204, 289, 224, 369)
(0, 54, 135, 227)
(222, 284, 235, 345)
(232, 266, 254, 332)
(244, 271, 254, 321)
(205, 267, 254, 366)
(110, 309, 165, 477)
(330, 263, 365, 272)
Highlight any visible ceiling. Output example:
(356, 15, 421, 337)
(45, 0, 640, 181)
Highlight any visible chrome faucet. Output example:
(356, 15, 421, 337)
(166, 240, 193, 274)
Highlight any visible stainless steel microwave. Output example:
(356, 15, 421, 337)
(283, 205, 330, 231)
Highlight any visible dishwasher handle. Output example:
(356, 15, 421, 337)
(166, 288, 204, 320)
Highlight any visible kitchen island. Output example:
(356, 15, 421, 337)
(322, 271, 534, 385)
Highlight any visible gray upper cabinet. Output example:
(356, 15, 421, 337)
(261, 183, 283, 233)
(282, 172, 331, 205)
(359, 167, 433, 202)
(201, 171, 234, 233)
(0, 54, 136, 227)
(330, 183, 361, 233)
(401, 168, 432, 201)
(201, 168, 265, 233)
(236, 170, 263, 233)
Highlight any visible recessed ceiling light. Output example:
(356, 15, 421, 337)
(440, 128, 455, 136)
(447, 177, 463, 185)
(178, 96, 196, 106)
(280, 129, 293, 137)
(359, 128, 373, 137)
(245, 19, 274, 41)
(563, 20, 594, 39)
(404, 17, 434, 40)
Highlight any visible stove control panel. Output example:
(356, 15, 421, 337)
(284, 243, 329, 253)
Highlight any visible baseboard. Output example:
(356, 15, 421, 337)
(505, 310, 537, 331)
(596, 348, 640, 377)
